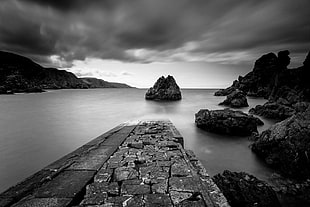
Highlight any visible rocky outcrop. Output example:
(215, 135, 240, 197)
(251, 107, 310, 179)
(215, 50, 310, 105)
(213, 170, 281, 207)
(215, 80, 240, 96)
(195, 108, 263, 136)
(219, 89, 249, 108)
(249, 101, 295, 121)
(0, 51, 131, 94)
(145, 75, 182, 100)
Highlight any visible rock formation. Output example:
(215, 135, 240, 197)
(251, 107, 310, 179)
(214, 50, 310, 103)
(145, 75, 182, 100)
(249, 101, 295, 121)
(219, 89, 249, 108)
(214, 80, 240, 96)
(0, 51, 131, 94)
(213, 170, 281, 207)
(195, 108, 263, 136)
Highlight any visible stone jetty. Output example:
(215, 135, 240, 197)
(0, 120, 229, 207)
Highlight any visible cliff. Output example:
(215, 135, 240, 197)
(0, 51, 131, 94)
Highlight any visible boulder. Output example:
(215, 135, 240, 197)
(219, 89, 249, 108)
(195, 108, 263, 136)
(213, 170, 281, 207)
(251, 107, 310, 179)
(249, 101, 295, 121)
(145, 75, 181, 100)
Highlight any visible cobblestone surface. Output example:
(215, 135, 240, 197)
(78, 121, 229, 207)
(0, 120, 229, 207)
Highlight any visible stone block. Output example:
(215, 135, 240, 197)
(144, 194, 173, 207)
(169, 177, 198, 192)
(11, 197, 71, 207)
(34, 170, 95, 198)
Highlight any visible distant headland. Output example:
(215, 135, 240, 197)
(0, 51, 132, 94)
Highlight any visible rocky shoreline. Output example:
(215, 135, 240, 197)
(197, 50, 310, 206)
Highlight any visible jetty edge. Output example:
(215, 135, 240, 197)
(0, 120, 229, 207)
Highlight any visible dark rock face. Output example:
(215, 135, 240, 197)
(277, 50, 290, 69)
(249, 101, 295, 121)
(219, 89, 249, 108)
(195, 108, 263, 136)
(214, 50, 310, 104)
(213, 170, 281, 207)
(214, 80, 240, 96)
(251, 107, 310, 179)
(0, 51, 131, 94)
(145, 75, 182, 100)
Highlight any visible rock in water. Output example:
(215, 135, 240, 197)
(249, 101, 295, 121)
(145, 75, 182, 100)
(219, 89, 249, 108)
(214, 80, 240, 96)
(195, 108, 263, 136)
(213, 170, 281, 207)
(251, 107, 310, 179)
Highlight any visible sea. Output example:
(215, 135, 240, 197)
(0, 88, 300, 206)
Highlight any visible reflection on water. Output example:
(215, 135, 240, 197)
(0, 88, 274, 193)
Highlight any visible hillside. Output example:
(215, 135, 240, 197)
(0, 51, 131, 94)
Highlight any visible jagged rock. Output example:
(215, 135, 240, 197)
(249, 101, 295, 120)
(214, 80, 239, 96)
(251, 107, 310, 179)
(293, 101, 310, 113)
(213, 170, 281, 207)
(214, 50, 310, 103)
(303, 51, 310, 67)
(145, 75, 182, 100)
(219, 89, 249, 108)
(195, 108, 263, 136)
(277, 50, 290, 69)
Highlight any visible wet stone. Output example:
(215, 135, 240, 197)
(125, 195, 144, 207)
(171, 161, 192, 177)
(152, 179, 168, 194)
(34, 170, 95, 198)
(157, 160, 172, 167)
(128, 142, 144, 149)
(176, 198, 206, 207)
(144, 193, 173, 207)
(170, 191, 193, 205)
(12, 197, 72, 207)
(114, 167, 138, 181)
(121, 183, 150, 195)
(105, 196, 131, 206)
(94, 168, 113, 183)
(169, 177, 198, 192)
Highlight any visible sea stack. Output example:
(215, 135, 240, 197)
(145, 75, 182, 100)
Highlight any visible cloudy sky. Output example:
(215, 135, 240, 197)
(0, 0, 309, 88)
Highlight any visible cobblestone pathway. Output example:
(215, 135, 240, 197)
(78, 121, 228, 206)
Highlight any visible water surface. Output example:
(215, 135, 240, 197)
(0, 89, 274, 193)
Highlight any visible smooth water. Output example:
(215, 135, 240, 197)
(0, 89, 275, 193)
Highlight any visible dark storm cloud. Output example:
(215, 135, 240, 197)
(0, 0, 309, 67)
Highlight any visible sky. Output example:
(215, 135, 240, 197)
(0, 0, 309, 88)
